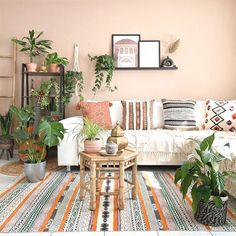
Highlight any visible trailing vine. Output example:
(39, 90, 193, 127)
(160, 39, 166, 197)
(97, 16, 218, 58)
(64, 71, 84, 103)
(88, 54, 117, 94)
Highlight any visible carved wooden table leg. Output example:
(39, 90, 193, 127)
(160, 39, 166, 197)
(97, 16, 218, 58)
(119, 161, 124, 209)
(90, 161, 96, 210)
(79, 156, 85, 201)
(96, 163, 100, 192)
(132, 155, 137, 199)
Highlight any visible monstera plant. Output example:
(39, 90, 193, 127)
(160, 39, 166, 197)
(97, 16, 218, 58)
(10, 105, 65, 182)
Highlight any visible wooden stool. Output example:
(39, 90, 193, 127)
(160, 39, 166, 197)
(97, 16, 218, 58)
(0, 142, 14, 160)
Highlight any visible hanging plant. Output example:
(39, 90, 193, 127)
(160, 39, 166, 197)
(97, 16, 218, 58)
(64, 71, 84, 103)
(88, 54, 117, 94)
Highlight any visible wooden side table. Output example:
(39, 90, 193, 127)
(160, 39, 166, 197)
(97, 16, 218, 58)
(79, 148, 137, 210)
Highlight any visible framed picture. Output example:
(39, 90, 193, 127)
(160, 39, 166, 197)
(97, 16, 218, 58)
(139, 40, 160, 68)
(112, 34, 140, 68)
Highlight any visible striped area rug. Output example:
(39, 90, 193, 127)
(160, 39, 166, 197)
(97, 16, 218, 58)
(0, 170, 236, 233)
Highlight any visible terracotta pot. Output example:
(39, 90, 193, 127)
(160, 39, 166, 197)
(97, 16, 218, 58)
(26, 63, 37, 72)
(49, 64, 59, 72)
(84, 139, 101, 153)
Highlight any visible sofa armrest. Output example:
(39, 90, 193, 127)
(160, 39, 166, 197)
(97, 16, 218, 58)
(57, 116, 83, 166)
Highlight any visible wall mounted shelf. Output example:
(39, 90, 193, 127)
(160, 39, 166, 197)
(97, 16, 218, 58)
(114, 66, 178, 70)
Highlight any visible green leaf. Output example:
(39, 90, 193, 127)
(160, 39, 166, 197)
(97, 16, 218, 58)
(180, 161, 195, 179)
(37, 120, 65, 147)
(174, 168, 182, 184)
(191, 184, 211, 213)
(212, 196, 223, 208)
(200, 133, 215, 151)
(211, 171, 225, 195)
(180, 173, 193, 198)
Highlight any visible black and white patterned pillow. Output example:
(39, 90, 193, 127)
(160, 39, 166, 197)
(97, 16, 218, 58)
(161, 99, 197, 130)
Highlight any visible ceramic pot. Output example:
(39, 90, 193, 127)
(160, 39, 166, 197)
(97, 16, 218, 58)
(24, 160, 46, 182)
(49, 64, 59, 72)
(105, 142, 118, 154)
(84, 138, 101, 153)
(194, 195, 228, 226)
(26, 63, 37, 72)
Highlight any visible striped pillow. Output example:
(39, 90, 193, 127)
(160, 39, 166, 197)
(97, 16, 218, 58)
(121, 100, 154, 130)
(161, 99, 197, 130)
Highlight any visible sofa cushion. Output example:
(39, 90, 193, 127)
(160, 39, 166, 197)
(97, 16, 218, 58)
(162, 99, 197, 130)
(121, 100, 154, 130)
(204, 100, 236, 132)
(76, 101, 112, 129)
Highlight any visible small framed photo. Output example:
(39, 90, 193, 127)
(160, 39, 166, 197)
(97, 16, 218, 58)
(139, 40, 160, 68)
(112, 34, 140, 68)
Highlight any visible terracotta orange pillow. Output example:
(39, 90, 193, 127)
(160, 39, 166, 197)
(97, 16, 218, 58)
(76, 101, 112, 129)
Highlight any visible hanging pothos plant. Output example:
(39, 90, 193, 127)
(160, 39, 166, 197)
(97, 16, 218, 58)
(64, 71, 84, 102)
(88, 54, 117, 94)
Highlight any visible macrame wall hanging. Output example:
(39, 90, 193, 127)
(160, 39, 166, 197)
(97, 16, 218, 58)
(72, 43, 81, 96)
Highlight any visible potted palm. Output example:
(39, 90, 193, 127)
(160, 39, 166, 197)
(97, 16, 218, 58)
(10, 105, 65, 182)
(88, 54, 117, 94)
(0, 110, 14, 159)
(174, 133, 236, 226)
(12, 29, 52, 72)
(79, 118, 102, 153)
(45, 52, 69, 72)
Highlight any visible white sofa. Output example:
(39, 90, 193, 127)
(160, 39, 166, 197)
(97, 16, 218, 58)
(58, 100, 236, 197)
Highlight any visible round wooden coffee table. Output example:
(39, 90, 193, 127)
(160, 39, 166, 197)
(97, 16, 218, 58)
(79, 148, 137, 210)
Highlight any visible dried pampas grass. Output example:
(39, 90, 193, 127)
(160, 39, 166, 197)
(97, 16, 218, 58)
(168, 38, 180, 53)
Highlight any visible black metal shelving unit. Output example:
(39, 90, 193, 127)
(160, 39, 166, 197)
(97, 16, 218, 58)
(21, 63, 65, 119)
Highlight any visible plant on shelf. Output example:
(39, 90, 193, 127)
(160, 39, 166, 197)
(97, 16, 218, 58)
(174, 133, 236, 226)
(64, 70, 84, 103)
(88, 54, 117, 94)
(79, 118, 103, 153)
(10, 105, 65, 182)
(31, 78, 60, 113)
(12, 29, 52, 72)
(45, 52, 69, 72)
(0, 109, 14, 159)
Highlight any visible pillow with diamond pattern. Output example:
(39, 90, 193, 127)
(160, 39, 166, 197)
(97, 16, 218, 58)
(204, 100, 236, 132)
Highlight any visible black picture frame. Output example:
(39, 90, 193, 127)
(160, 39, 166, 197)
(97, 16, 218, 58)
(112, 34, 140, 69)
(138, 40, 160, 68)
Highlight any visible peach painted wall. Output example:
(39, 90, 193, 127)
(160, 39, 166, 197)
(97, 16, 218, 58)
(0, 0, 236, 116)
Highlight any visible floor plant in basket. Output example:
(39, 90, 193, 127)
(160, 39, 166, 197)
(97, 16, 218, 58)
(174, 133, 236, 226)
(10, 105, 65, 182)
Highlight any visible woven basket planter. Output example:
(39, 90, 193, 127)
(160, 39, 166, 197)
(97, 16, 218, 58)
(194, 197, 228, 226)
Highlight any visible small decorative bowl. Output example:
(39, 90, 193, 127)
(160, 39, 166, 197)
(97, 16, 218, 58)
(105, 142, 118, 154)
